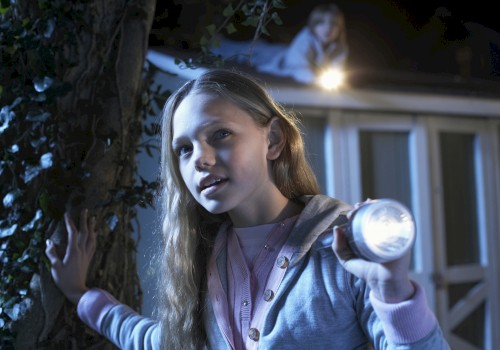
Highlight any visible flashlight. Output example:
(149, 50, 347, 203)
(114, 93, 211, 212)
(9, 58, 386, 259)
(343, 199, 416, 263)
(317, 68, 344, 90)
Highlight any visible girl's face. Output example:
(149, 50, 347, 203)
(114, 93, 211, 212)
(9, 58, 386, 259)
(172, 93, 279, 223)
(313, 13, 342, 44)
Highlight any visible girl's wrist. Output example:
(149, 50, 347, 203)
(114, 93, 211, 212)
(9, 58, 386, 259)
(67, 287, 89, 305)
(369, 279, 415, 304)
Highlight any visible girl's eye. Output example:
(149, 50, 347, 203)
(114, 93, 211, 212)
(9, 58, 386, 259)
(175, 145, 192, 157)
(213, 129, 231, 140)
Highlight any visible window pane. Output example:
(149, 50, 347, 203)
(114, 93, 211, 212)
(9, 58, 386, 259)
(299, 116, 327, 194)
(439, 132, 479, 266)
(451, 297, 485, 349)
(359, 131, 412, 208)
(359, 131, 414, 268)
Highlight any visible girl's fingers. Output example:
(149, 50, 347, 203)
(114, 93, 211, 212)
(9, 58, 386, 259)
(78, 209, 88, 246)
(353, 198, 372, 208)
(45, 239, 61, 267)
(86, 216, 97, 254)
(64, 209, 92, 261)
(348, 198, 373, 218)
(332, 226, 356, 261)
(64, 212, 77, 250)
(54, 209, 95, 265)
(64, 209, 93, 248)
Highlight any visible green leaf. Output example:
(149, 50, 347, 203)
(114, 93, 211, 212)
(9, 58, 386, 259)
(205, 24, 216, 36)
(21, 210, 42, 232)
(271, 12, 283, 25)
(272, 0, 287, 9)
(199, 35, 209, 46)
(3, 191, 18, 208)
(37, 0, 48, 9)
(225, 23, 237, 35)
(26, 110, 50, 122)
(5, 45, 17, 55)
(260, 26, 270, 36)
(22, 165, 42, 183)
(212, 38, 221, 48)
(242, 17, 259, 27)
(222, 4, 234, 17)
(0, 0, 9, 13)
(39, 192, 64, 220)
(0, 225, 17, 239)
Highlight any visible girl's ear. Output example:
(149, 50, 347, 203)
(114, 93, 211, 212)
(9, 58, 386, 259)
(267, 117, 286, 160)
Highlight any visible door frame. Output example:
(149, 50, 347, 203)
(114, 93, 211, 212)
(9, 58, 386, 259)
(324, 110, 500, 348)
(420, 116, 499, 349)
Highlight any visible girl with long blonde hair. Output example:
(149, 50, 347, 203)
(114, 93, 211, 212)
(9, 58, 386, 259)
(46, 69, 449, 350)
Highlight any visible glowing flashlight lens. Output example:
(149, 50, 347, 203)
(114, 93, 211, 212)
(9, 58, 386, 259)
(345, 199, 416, 263)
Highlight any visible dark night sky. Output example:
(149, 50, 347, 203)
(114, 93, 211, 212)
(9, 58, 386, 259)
(152, 1, 500, 34)
(387, 1, 499, 32)
(262, 1, 500, 36)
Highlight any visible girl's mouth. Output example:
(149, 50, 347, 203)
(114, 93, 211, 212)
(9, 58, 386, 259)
(199, 177, 228, 194)
(201, 179, 227, 196)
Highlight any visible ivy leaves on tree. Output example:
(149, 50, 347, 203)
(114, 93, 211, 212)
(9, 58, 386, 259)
(1, 0, 286, 346)
(0, 1, 160, 343)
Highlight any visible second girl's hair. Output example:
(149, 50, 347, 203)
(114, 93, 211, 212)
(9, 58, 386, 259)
(308, 3, 345, 29)
(156, 68, 320, 349)
(308, 3, 347, 47)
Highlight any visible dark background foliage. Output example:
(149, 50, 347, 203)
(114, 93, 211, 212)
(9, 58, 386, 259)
(0, 0, 285, 348)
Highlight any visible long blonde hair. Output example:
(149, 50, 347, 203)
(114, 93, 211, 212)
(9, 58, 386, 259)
(156, 69, 320, 349)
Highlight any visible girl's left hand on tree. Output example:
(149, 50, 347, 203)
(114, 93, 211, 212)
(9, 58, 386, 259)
(45, 209, 96, 304)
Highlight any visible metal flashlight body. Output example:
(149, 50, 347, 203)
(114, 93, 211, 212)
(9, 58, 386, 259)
(344, 199, 416, 263)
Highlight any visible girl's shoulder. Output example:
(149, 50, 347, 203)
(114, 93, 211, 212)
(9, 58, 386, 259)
(292, 27, 317, 42)
(290, 194, 351, 251)
(297, 194, 351, 220)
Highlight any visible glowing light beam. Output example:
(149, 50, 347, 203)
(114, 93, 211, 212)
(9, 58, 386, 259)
(317, 68, 345, 90)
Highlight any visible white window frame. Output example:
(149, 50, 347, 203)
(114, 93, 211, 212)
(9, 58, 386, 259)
(331, 110, 435, 308)
(426, 116, 500, 349)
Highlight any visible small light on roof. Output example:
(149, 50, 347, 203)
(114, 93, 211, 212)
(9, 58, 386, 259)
(317, 68, 345, 90)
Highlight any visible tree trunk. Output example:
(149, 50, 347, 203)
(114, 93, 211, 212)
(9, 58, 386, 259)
(11, 0, 157, 348)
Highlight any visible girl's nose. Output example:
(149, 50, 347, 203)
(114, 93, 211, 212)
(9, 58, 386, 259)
(194, 145, 215, 171)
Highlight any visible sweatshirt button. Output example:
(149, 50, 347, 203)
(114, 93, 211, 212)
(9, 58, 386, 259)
(248, 328, 260, 341)
(276, 256, 289, 269)
(263, 289, 274, 302)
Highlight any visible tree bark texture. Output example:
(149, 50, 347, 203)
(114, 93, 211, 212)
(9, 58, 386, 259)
(11, 0, 157, 348)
